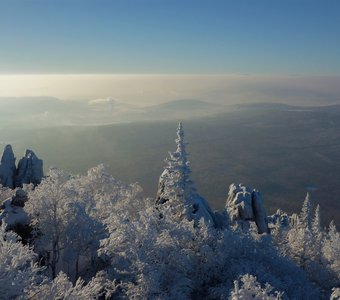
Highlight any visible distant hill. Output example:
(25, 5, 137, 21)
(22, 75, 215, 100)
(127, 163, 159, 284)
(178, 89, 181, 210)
(0, 96, 65, 113)
(139, 99, 228, 120)
(233, 102, 304, 111)
(145, 99, 223, 111)
(235, 101, 340, 112)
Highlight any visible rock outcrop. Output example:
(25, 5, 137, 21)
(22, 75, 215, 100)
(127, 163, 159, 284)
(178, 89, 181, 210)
(11, 189, 29, 207)
(0, 189, 31, 242)
(226, 183, 269, 234)
(0, 145, 16, 188)
(0, 145, 43, 189)
(15, 149, 43, 187)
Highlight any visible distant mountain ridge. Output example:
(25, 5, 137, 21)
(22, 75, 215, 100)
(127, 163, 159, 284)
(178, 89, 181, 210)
(144, 99, 224, 111)
(3, 97, 340, 129)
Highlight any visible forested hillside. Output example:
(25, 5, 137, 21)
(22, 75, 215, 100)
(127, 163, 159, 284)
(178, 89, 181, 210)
(0, 124, 339, 299)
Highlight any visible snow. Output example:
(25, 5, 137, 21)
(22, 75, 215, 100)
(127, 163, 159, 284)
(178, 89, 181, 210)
(155, 122, 216, 226)
(226, 183, 269, 234)
(0, 196, 29, 227)
(0, 123, 338, 299)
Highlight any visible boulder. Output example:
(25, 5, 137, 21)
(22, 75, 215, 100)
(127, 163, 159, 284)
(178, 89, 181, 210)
(226, 183, 269, 234)
(252, 191, 269, 234)
(11, 189, 28, 207)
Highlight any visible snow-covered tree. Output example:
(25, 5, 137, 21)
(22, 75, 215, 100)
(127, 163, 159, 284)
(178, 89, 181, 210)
(68, 164, 145, 224)
(285, 195, 314, 269)
(24, 167, 73, 278)
(229, 274, 283, 300)
(300, 193, 312, 230)
(0, 223, 43, 298)
(25, 167, 104, 279)
(270, 199, 339, 292)
(311, 204, 323, 260)
(322, 221, 340, 280)
(156, 122, 215, 225)
(27, 270, 116, 300)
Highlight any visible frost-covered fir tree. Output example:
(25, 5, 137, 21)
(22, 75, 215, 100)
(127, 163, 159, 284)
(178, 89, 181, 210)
(156, 122, 215, 225)
(287, 194, 314, 268)
(312, 204, 323, 259)
(323, 221, 340, 280)
(300, 192, 312, 230)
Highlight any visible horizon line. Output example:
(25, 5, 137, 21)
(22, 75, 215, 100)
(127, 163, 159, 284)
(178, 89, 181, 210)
(0, 72, 339, 78)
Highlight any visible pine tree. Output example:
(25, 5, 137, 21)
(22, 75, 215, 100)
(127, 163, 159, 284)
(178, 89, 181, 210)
(300, 193, 312, 230)
(322, 221, 340, 278)
(310, 204, 323, 263)
(312, 205, 323, 244)
(156, 123, 214, 224)
(156, 123, 194, 214)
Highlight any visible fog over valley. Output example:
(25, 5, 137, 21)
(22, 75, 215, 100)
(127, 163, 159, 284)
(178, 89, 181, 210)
(1, 97, 340, 227)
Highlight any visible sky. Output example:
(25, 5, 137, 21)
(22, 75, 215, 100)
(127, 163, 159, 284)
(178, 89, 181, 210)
(1, 0, 340, 75)
(0, 0, 339, 104)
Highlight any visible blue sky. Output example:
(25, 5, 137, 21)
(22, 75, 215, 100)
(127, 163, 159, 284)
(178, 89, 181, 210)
(0, 0, 340, 75)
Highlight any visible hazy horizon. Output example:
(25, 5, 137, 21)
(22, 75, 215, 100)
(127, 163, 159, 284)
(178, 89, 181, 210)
(1, 73, 340, 107)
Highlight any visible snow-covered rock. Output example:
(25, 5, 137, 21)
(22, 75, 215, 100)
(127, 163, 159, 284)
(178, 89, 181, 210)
(0, 188, 30, 241)
(252, 191, 269, 234)
(11, 189, 28, 207)
(226, 183, 269, 234)
(0, 145, 16, 188)
(0, 193, 29, 228)
(331, 287, 340, 300)
(15, 149, 43, 187)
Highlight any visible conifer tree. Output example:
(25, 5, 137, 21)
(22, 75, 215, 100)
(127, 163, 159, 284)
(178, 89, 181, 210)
(311, 204, 323, 262)
(156, 123, 214, 224)
(312, 205, 322, 241)
(322, 221, 340, 277)
(156, 123, 195, 213)
(300, 193, 312, 230)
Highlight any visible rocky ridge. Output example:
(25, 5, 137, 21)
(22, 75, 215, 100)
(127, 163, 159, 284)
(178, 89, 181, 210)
(0, 145, 43, 189)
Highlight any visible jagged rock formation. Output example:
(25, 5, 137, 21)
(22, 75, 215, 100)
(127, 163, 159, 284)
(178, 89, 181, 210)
(156, 123, 216, 226)
(226, 183, 269, 234)
(15, 149, 43, 187)
(0, 145, 16, 188)
(0, 145, 43, 188)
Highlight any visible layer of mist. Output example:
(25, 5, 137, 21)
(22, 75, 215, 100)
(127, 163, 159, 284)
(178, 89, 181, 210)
(1, 100, 340, 227)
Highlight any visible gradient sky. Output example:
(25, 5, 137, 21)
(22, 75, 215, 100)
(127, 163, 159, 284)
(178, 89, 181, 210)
(1, 0, 340, 74)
